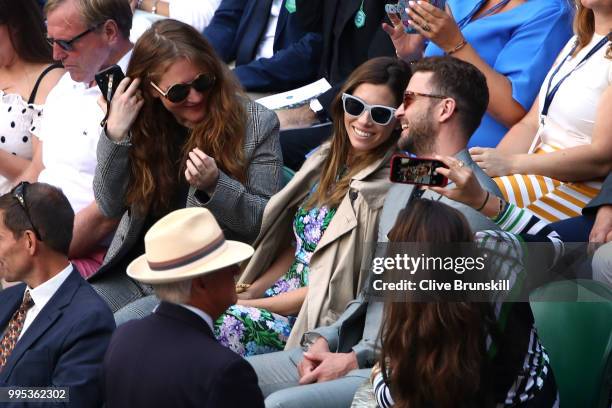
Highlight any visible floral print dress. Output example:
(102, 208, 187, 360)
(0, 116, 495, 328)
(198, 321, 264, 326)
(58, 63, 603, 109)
(214, 204, 337, 357)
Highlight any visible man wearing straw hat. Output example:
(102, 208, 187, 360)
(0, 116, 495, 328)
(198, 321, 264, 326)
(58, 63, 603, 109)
(102, 208, 264, 407)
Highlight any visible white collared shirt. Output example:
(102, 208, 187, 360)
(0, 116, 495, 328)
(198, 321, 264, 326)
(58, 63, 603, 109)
(35, 50, 132, 214)
(255, 0, 283, 60)
(178, 304, 214, 332)
(18, 264, 73, 341)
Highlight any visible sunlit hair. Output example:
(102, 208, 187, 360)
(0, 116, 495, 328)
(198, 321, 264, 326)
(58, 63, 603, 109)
(305, 57, 410, 209)
(45, 0, 133, 39)
(380, 199, 496, 408)
(0, 0, 52, 64)
(573, 0, 612, 58)
(125, 19, 246, 214)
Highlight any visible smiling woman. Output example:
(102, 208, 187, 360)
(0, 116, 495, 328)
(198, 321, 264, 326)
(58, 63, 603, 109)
(214, 57, 411, 357)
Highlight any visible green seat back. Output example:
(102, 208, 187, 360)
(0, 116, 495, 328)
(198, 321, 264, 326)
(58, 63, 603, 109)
(530, 280, 612, 407)
(281, 166, 295, 187)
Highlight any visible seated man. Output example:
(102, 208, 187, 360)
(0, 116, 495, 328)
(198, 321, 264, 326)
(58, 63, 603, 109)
(103, 208, 264, 407)
(19, 0, 134, 278)
(247, 57, 503, 407)
(0, 182, 115, 407)
(203, 0, 322, 92)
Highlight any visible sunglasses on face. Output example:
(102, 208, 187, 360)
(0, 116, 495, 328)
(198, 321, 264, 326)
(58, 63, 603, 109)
(341, 93, 397, 126)
(403, 91, 448, 109)
(150, 73, 216, 104)
(11, 182, 42, 241)
(46, 23, 103, 52)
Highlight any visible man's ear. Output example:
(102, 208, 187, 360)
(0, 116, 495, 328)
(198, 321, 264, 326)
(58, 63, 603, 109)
(101, 19, 120, 44)
(438, 98, 457, 123)
(23, 230, 38, 256)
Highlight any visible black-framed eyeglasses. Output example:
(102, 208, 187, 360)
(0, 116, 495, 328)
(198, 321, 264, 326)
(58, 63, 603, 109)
(341, 93, 397, 126)
(150, 73, 217, 104)
(403, 90, 449, 109)
(11, 182, 42, 241)
(46, 22, 103, 52)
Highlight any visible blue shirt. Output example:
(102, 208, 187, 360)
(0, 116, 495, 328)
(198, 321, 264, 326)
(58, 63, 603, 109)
(424, 0, 573, 148)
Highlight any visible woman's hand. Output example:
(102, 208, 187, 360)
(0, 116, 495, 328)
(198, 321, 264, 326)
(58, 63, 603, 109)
(104, 77, 144, 142)
(427, 155, 488, 209)
(185, 147, 219, 195)
(405, 1, 464, 52)
(382, 10, 425, 60)
(469, 147, 516, 177)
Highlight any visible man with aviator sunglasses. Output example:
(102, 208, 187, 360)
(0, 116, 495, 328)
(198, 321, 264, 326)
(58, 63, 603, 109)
(18, 0, 134, 278)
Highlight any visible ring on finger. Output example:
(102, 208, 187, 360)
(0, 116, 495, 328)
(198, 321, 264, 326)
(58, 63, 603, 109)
(422, 23, 431, 32)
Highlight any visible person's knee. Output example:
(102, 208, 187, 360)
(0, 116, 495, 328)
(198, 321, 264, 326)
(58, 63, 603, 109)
(592, 242, 612, 286)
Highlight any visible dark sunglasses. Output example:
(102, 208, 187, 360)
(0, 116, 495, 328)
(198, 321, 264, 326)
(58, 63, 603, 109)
(46, 23, 103, 52)
(403, 91, 448, 109)
(341, 93, 397, 126)
(150, 73, 216, 104)
(11, 182, 42, 241)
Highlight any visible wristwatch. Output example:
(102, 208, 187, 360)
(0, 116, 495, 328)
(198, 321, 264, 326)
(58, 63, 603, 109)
(309, 98, 327, 124)
(301, 332, 322, 352)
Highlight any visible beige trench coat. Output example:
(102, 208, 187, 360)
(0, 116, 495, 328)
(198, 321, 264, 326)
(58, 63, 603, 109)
(239, 142, 395, 348)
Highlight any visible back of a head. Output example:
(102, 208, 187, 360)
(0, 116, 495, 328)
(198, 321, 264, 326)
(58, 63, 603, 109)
(0, 0, 52, 64)
(45, 0, 133, 39)
(411, 57, 489, 139)
(0, 183, 74, 256)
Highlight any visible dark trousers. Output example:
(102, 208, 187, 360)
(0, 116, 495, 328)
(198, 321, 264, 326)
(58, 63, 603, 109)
(280, 122, 332, 171)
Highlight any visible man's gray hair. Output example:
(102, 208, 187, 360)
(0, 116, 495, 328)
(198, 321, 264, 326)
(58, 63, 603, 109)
(45, 0, 133, 39)
(153, 279, 193, 304)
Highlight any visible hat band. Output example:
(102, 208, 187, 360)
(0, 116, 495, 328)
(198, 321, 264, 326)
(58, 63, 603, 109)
(147, 235, 226, 271)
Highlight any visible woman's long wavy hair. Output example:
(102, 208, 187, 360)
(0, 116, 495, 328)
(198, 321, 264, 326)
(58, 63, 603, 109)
(573, 0, 612, 58)
(380, 199, 496, 408)
(305, 57, 410, 209)
(0, 0, 52, 64)
(126, 19, 246, 214)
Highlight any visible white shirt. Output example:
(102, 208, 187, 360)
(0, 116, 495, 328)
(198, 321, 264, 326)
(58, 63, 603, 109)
(35, 51, 131, 214)
(178, 304, 214, 332)
(19, 264, 73, 341)
(255, 0, 283, 60)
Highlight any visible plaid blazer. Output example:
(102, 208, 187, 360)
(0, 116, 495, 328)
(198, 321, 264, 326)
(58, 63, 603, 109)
(91, 99, 282, 281)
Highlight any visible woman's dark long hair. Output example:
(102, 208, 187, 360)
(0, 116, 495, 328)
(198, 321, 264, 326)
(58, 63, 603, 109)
(380, 199, 495, 408)
(126, 19, 246, 214)
(305, 57, 410, 209)
(0, 0, 52, 64)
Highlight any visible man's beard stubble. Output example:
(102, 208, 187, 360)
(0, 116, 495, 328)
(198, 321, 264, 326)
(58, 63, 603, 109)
(398, 108, 436, 156)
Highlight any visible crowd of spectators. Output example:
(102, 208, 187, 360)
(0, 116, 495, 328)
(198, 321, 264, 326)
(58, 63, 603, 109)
(0, 0, 611, 407)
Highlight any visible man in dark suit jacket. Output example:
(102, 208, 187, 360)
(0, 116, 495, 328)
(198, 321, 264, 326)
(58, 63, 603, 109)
(203, 0, 322, 92)
(0, 182, 115, 407)
(103, 208, 264, 407)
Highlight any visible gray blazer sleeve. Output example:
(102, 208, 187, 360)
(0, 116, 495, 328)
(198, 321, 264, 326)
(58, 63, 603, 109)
(188, 102, 282, 243)
(583, 172, 612, 215)
(93, 130, 131, 218)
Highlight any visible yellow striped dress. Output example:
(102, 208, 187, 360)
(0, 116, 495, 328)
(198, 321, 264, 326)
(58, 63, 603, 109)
(494, 34, 611, 223)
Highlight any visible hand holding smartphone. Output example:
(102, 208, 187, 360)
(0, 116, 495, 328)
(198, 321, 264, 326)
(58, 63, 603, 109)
(385, 0, 447, 34)
(389, 154, 449, 187)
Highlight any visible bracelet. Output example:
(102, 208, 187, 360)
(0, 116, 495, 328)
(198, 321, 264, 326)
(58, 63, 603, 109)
(151, 0, 159, 14)
(446, 39, 468, 55)
(475, 191, 490, 212)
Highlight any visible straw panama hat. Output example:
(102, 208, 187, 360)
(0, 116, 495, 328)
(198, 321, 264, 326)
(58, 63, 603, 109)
(127, 208, 254, 284)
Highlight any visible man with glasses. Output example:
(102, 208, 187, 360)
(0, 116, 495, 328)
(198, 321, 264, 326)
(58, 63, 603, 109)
(245, 57, 502, 408)
(17, 0, 133, 279)
(0, 182, 115, 407)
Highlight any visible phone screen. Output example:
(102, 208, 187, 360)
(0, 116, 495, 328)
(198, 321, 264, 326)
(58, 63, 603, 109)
(385, 0, 447, 34)
(390, 155, 448, 186)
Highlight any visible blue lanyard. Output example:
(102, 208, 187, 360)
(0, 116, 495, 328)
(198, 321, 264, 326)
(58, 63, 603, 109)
(457, 0, 511, 29)
(541, 35, 610, 117)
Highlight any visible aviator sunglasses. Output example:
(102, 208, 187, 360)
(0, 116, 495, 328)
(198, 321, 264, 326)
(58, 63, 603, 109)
(150, 73, 216, 103)
(342, 93, 397, 126)
(11, 182, 42, 241)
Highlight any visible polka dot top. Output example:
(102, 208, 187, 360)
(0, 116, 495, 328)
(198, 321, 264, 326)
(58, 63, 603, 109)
(0, 90, 43, 193)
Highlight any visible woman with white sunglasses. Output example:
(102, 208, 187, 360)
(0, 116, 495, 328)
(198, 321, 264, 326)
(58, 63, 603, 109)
(215, 57, 411, 356)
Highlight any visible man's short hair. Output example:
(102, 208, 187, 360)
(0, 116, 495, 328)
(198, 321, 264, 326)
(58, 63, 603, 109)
(0, 183, 74, 256)
(45, 0, 133, 39)
(153, 280, 193, 304)
(411, 57, 489, 138)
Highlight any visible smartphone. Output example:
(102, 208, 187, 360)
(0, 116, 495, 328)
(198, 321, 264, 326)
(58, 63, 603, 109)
(385, 0, 447, 34)
(389, 154, 448, 187)
(95, 65, 125, 102)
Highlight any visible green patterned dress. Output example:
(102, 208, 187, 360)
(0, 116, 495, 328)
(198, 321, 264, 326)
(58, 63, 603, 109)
(214, 205, 337, 356)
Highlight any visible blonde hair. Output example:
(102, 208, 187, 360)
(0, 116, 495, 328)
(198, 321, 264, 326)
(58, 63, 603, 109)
(45, 0, 132, 38)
